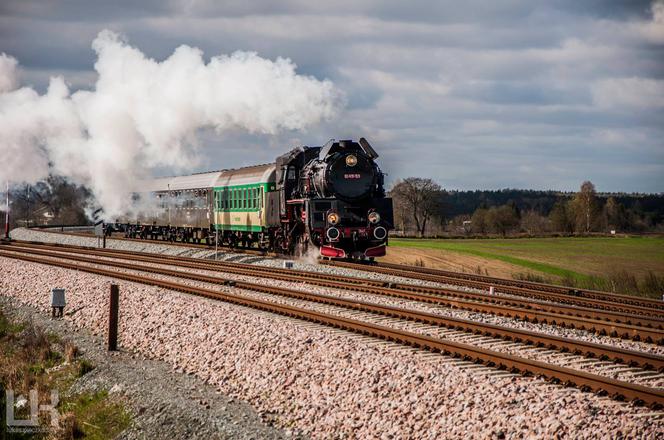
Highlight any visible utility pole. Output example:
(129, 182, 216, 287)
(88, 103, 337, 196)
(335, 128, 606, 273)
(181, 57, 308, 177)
(27, 185, 31, 228)
(4, 180, 9, 239)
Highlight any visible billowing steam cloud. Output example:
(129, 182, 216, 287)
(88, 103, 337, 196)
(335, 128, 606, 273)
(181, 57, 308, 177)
(0, 30, 341, 218)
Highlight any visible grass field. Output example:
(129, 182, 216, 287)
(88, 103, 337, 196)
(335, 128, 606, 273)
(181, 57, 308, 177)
(387, 236, 664, 298)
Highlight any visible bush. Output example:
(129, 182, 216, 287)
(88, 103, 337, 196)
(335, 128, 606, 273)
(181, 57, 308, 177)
(77, 359, 95, 377)
(513, 272, 553, 284)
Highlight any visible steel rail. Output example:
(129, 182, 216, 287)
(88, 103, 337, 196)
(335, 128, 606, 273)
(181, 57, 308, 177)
(4, 241, 664, 344)
(32, 227, 268, 255)
(10, 240, 659, 318)
(6, 244, 664, 336)
(31, 227, 662, 311)
(374, 261, 664, 309)
(0, 248, 662, 407)
(2, 245, 664, 370)
(30, 228, 663, 311)
(322, 259, 664, 312)
(13, 240, 660, 318)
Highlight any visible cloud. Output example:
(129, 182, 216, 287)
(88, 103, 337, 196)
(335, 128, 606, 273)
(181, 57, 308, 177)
(592, 77, 664, 109)
(0, 1, 663, 193)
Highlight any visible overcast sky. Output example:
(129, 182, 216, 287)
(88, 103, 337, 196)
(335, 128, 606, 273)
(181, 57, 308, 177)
(1, 0, 663, 193)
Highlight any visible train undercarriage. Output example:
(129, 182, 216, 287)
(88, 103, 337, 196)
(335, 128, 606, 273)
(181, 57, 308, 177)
(113, 222, 384, 260)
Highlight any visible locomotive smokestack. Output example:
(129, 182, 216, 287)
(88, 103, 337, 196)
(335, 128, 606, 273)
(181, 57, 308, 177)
(359, 137, 379, 159)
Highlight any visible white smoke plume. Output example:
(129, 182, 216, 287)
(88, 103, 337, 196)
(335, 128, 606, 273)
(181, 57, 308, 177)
(0, 30, 341, 218)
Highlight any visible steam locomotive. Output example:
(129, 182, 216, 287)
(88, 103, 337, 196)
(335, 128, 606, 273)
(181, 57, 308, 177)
(115, 138, 393, 259)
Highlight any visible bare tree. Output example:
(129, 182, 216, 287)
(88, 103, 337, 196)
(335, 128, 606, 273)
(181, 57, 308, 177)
(520, 210, 549, 234)
(10, 176, 90, 227)
(390, 178, 443, 237)
(486, 205, 520, 236)
(471, 208, 489, 234)
(549, 200, 574, 233)
(603, 196, 628, 232)
(573, 181, 598, 233)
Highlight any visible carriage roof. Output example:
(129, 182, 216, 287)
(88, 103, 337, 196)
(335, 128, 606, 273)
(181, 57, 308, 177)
(140, 164, 276, 193)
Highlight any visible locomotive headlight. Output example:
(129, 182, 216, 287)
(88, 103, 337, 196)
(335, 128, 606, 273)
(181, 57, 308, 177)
(368, 211, 381, 224)
(326, 227, 341, 241)
(373, 226, 387, 240)
(345, 154, 358, 167)
(327, 212, 340, 225)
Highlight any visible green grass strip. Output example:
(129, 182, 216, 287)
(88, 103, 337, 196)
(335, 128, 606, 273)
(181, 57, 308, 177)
(391, 239, 591, 281)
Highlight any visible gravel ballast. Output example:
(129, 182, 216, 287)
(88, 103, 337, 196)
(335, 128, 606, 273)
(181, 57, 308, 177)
(1, 255, 662, 439)
(11, 229, 662, 357)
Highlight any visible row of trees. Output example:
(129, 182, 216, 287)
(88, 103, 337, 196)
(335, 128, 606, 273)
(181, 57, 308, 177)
(390, 178, 662, 237)
(0, 176, 90, 229)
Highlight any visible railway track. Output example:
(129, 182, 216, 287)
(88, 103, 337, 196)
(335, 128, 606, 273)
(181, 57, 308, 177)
(4, 243, 664, 370)
(31, 228, 662, 313)
(1, 244, 663, 407)
(6, 240, 664, 345)
(32, 227, 269, 256)
(323, 260, 664, 311)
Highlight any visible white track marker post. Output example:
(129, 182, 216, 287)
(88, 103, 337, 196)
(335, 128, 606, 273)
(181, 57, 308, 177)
(92, 208, 104, 248)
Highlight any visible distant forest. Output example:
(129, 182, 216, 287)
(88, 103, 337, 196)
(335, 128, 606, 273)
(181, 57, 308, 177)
(444, 189, 664, 223)
(2, 176, 663, 238)
(390, 179, 664, 237)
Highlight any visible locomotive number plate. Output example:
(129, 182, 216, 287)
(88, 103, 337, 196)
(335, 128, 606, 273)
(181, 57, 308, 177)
(344, 173, 361, 179)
